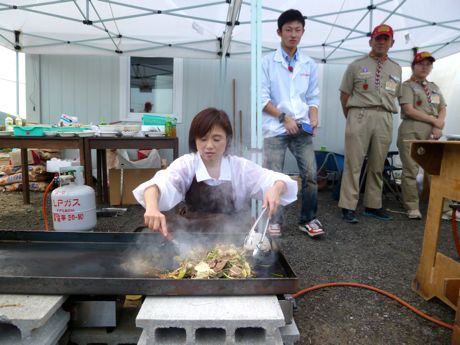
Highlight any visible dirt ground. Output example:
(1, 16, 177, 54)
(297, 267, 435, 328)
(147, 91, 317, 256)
(0, 188, 455, 345)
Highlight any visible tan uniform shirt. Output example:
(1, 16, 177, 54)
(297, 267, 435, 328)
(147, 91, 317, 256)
(399, 79, 446, 119)
(340, 55, 402, 113)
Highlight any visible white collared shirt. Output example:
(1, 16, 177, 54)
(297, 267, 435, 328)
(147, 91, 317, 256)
(133, 152, 298, 211)
(261, 46, 320, 138)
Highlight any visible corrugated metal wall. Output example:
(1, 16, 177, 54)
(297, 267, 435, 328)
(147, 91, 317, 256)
(31, 55, 119, 125)
(25, 54, 353, 172)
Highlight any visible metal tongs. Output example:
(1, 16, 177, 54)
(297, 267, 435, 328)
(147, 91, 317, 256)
(243, 207, 271, 257)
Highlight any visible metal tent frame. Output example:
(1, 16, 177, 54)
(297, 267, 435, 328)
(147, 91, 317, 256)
(1, 0, 460, 152)
(0, 1, 458, 64)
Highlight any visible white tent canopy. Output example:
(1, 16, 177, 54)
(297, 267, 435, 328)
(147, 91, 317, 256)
(1, 0, 460, 65)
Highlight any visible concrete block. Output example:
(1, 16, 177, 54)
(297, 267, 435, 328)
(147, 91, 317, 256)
(0, 308, 69, 345)
(0, 295, 67, 338)
(138, 328, 284, 345)
(137, 296, 285, 345)
(279, 319, 300, 345)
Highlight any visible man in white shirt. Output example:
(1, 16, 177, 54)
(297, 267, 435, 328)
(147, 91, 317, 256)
(261, 9, 324, 238)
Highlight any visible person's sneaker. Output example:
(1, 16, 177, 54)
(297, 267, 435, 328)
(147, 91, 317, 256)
(299, 219, 325, 237)
(363, 207, 393, 221)
(407, 209, 422, 219)
(268, 223, 281, 237)
(342, 208, 358, 224)
(442, 210, 460, 221)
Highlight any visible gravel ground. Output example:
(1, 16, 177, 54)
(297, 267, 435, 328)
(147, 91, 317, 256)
(0, 188, 455, 345)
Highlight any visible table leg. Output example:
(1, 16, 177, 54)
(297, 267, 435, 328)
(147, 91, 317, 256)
(101, 150, 108, 204)
(173, 140, 179, 159)
(20, 149, 30, 204)
(82, 139, 92, 187)
(96, 150, 103, 204)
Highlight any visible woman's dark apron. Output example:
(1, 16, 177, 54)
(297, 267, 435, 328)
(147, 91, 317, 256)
(165, 177, 251, 234)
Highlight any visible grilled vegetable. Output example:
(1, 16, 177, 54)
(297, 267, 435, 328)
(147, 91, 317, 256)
(163, 244, 253, 279)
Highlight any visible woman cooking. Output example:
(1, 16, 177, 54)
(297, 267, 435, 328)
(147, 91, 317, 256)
(397, 52, 447, 219)
(133, 107, 298, 238)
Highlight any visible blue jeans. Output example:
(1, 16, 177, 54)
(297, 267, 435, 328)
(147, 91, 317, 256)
(263, 132, 318, 225)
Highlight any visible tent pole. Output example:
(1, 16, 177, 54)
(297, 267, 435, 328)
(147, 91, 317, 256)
(16, 50, 19, 116)
(250, 0, 262, 156)
(250, 0, 262, 217)
(219, 57, 228, 108)
(369, 0, 374, 32)
(232, 78, 236, 150)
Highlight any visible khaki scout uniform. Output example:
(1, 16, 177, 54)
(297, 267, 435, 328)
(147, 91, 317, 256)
(339, 55, 402, 210)
(397, 79, 446, 211)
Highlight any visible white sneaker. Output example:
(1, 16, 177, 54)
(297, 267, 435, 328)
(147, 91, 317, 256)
(268, 223, 281, 237)
(442, 210, 460, 221)
(299, 219, 325, 237)
(407, 209, 422, 219)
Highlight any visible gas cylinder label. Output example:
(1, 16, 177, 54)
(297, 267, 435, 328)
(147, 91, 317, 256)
(53, 213, 84, 222)
(52, 198, 81, 207)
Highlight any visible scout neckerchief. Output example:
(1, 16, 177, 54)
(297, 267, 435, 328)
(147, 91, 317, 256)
(410, 75, 432, 105)
(369, 52, 388, 90)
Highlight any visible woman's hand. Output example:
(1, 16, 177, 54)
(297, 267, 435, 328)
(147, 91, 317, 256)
(432, 118, 445, 130)
(263, 181, 287, 219)
(143, 185, 170, 239)
(431, 127, 443, 140)
(144, 208, 170, 238)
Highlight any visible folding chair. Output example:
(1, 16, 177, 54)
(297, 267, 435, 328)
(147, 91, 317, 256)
(359, 151, 403, 205)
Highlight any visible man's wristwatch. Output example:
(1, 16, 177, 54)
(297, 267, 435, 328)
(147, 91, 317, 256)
(278, 112, 286, 123)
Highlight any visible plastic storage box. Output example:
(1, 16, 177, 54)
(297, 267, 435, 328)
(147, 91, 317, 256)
(142, 114, 168, 125)
(13, 126, 52, 136)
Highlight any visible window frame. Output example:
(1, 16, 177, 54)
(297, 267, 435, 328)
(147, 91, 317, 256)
(119, 56, 183, 122)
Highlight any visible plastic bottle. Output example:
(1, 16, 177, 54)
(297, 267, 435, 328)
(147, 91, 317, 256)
(171, 118, 177, 137)
(165, 117, 172, 137)
(15, 116, 22, 127)
(5, 115, 14, 131)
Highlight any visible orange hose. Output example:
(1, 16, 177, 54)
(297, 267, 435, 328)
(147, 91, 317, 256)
(42, 178, 55, 231)
(293, 282, 453, 330)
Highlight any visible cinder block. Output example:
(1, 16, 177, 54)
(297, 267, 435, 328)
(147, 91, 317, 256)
(138, 327, 284, 345)
(136, 296, 285, 345)
(0, 308, 69, 345)
(0, 295, 67, 338)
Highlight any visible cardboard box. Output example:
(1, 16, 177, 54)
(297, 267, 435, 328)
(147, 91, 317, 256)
(0, 152, 10, 165)
(109, 168, 161, 205)
(9, 150, 40, 166)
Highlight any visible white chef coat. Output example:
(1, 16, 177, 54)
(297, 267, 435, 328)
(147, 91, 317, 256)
(261, 46, 320, 138)
(133, 153, 298, 211)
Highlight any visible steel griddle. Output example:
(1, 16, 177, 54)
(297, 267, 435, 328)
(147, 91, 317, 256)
(0, 230, 299, 295)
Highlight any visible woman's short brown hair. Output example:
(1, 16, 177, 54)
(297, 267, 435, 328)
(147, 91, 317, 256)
(188, 107, 233, 154)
